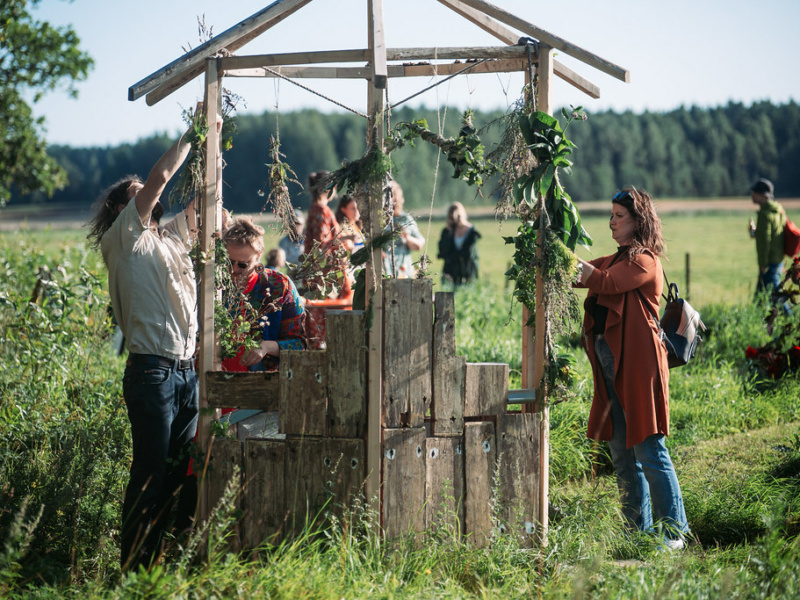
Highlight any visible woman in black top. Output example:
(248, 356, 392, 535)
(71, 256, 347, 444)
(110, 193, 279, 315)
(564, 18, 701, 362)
(438, 202, 480, 286)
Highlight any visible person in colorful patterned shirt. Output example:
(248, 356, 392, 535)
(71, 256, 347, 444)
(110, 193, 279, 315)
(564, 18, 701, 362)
(223, 215, 306, 372)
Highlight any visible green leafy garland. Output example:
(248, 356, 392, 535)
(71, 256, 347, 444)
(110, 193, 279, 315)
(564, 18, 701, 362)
(504, 106, 591, 402)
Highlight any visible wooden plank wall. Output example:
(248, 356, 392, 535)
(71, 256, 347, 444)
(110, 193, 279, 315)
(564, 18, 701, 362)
(203, 280, 542, 549)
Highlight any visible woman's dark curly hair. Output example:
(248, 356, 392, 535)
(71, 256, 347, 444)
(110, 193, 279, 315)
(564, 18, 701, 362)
(612, 186, 666, 260)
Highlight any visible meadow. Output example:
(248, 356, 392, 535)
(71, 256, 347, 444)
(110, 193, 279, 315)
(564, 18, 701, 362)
(1, 210, 800, 598)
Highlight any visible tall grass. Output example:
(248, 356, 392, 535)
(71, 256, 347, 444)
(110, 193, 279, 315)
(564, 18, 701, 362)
(2, 224, 800, 598)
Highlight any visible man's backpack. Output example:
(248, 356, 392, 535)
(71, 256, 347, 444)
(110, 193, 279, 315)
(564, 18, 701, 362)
(784, 218, 800, 257)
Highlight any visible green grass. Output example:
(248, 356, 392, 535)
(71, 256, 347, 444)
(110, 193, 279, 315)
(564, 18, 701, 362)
(2, 217, 800, 598)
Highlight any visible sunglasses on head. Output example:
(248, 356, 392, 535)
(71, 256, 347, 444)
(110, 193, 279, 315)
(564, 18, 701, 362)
(612, 191, 630, 202)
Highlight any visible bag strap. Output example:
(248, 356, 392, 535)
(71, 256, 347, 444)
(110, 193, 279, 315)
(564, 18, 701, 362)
(635, 288, 661, 325)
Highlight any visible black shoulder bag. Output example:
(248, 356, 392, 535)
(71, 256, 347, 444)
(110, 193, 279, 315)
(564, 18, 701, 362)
(636, 272, 705, 369)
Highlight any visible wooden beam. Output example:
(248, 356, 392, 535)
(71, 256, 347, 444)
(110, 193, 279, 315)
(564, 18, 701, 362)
(197, 58, 222, 528)
(455, 0, 629, 83)
(532, 44, 553, 545)
(369, 0, 388, 89)
(134, 0, 313, 105)
(365, 0, 386, 524)
(222, 59, 528, 79)
(437, 0, 600, 97)
(387, 45, 527, 61)
(220, 49, 370, 71)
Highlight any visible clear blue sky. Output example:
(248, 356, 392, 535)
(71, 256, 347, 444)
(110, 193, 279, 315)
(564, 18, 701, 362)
(31, 0, 800, 147)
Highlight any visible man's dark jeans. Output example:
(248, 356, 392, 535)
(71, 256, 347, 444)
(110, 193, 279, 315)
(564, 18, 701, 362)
(120, 357, 198, 571)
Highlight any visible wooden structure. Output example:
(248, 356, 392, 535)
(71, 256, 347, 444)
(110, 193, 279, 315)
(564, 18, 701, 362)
(128, 0, 628, 545)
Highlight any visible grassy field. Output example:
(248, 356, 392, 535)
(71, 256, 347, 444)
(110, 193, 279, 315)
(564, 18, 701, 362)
(258, 208, 800, 308)
(2, 212, 800, 597)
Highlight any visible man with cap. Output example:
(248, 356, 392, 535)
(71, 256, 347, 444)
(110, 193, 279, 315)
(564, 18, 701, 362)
(748, 178, 788, 306)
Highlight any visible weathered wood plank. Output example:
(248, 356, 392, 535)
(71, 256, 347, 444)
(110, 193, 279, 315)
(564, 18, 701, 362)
(464, 363, 509, 417)
(383, 279, 433, 427)
(455, 0, 629, 82)
(223, 59, 528, 80)
(432, 293, 464, 435)
(382, 427, 426, 538)
(435, 0, 600, 98)
(434, 293, 457, 357)
(130, 0, 314, 102)
(496, 413, 541, 545)
(463, 422, 495, 547)
(327, 310, 367, 438)
(424, 437, 464, 536)
(285, 438, 364, 535)
(206, 371, 281, 410)
(243, 439, 285, 548)
(368, 0, 388, 88)
(432, 356, 465, 435)
(279, 350, 327, 436)
(206, 437, 243, 551)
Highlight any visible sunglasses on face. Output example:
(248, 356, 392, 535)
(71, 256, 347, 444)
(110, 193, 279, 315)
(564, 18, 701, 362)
(229, 259, 253, 270)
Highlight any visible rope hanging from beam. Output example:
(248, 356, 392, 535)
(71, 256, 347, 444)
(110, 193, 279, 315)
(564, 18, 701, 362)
(389, 58, 490, 109)
(261, 66, 369, 118)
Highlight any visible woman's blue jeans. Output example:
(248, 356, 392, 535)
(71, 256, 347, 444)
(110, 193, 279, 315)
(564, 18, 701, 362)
(595, 335, 689, 539)
(120, 358, 198, 570)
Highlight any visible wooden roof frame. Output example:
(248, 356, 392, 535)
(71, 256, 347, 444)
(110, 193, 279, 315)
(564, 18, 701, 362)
(127, 0, 629, 545)
(129, 0, 628, 106)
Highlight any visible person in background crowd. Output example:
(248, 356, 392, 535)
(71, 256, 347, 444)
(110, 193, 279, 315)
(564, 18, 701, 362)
(86, 119, 212, 571)
(266, 247, 287, 270)
(383, 180, 425, 278)
(437, 201, 480, 286)
(574, 187, 690, 552)
(304, 171, 350, 297)
(304, 172, 340, 256)
(279, 209, 305, 265)
(748, 178, 790, 312)
(335, 194, 365, 253)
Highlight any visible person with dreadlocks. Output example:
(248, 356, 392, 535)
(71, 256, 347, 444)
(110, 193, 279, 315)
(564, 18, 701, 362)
(86, 119, 216, 571)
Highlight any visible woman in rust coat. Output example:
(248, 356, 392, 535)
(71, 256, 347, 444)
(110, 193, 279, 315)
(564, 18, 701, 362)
(575, 187, 689, 551)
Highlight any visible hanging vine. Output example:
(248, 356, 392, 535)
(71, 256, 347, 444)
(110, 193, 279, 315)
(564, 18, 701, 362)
(503, 105, 591, 402)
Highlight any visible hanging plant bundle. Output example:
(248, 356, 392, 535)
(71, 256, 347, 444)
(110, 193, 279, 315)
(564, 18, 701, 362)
(170, 89, 241, 208)
(258, 135, 303, 241)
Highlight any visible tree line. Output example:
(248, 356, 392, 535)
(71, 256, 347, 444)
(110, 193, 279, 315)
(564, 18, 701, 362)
(10, 100, 800, 214)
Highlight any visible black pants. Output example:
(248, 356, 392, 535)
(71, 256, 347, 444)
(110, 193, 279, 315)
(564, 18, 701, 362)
(120, 357, 198, 571)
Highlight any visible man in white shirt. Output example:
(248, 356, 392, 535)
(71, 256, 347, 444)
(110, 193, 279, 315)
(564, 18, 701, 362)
(87, 121, 207, 571)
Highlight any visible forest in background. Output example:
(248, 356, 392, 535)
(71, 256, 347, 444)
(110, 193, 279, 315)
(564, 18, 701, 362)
(8, 100, 800, 214)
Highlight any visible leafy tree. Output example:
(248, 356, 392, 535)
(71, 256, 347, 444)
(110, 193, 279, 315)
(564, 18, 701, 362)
(0, 0, 93, 206)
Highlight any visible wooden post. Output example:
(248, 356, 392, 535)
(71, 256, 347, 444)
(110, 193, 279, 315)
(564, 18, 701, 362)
(365, 0, 387, 521)
(520, 43, 553, 545)
(685, 252, 691, 302)
(197, 57, 222, 527)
